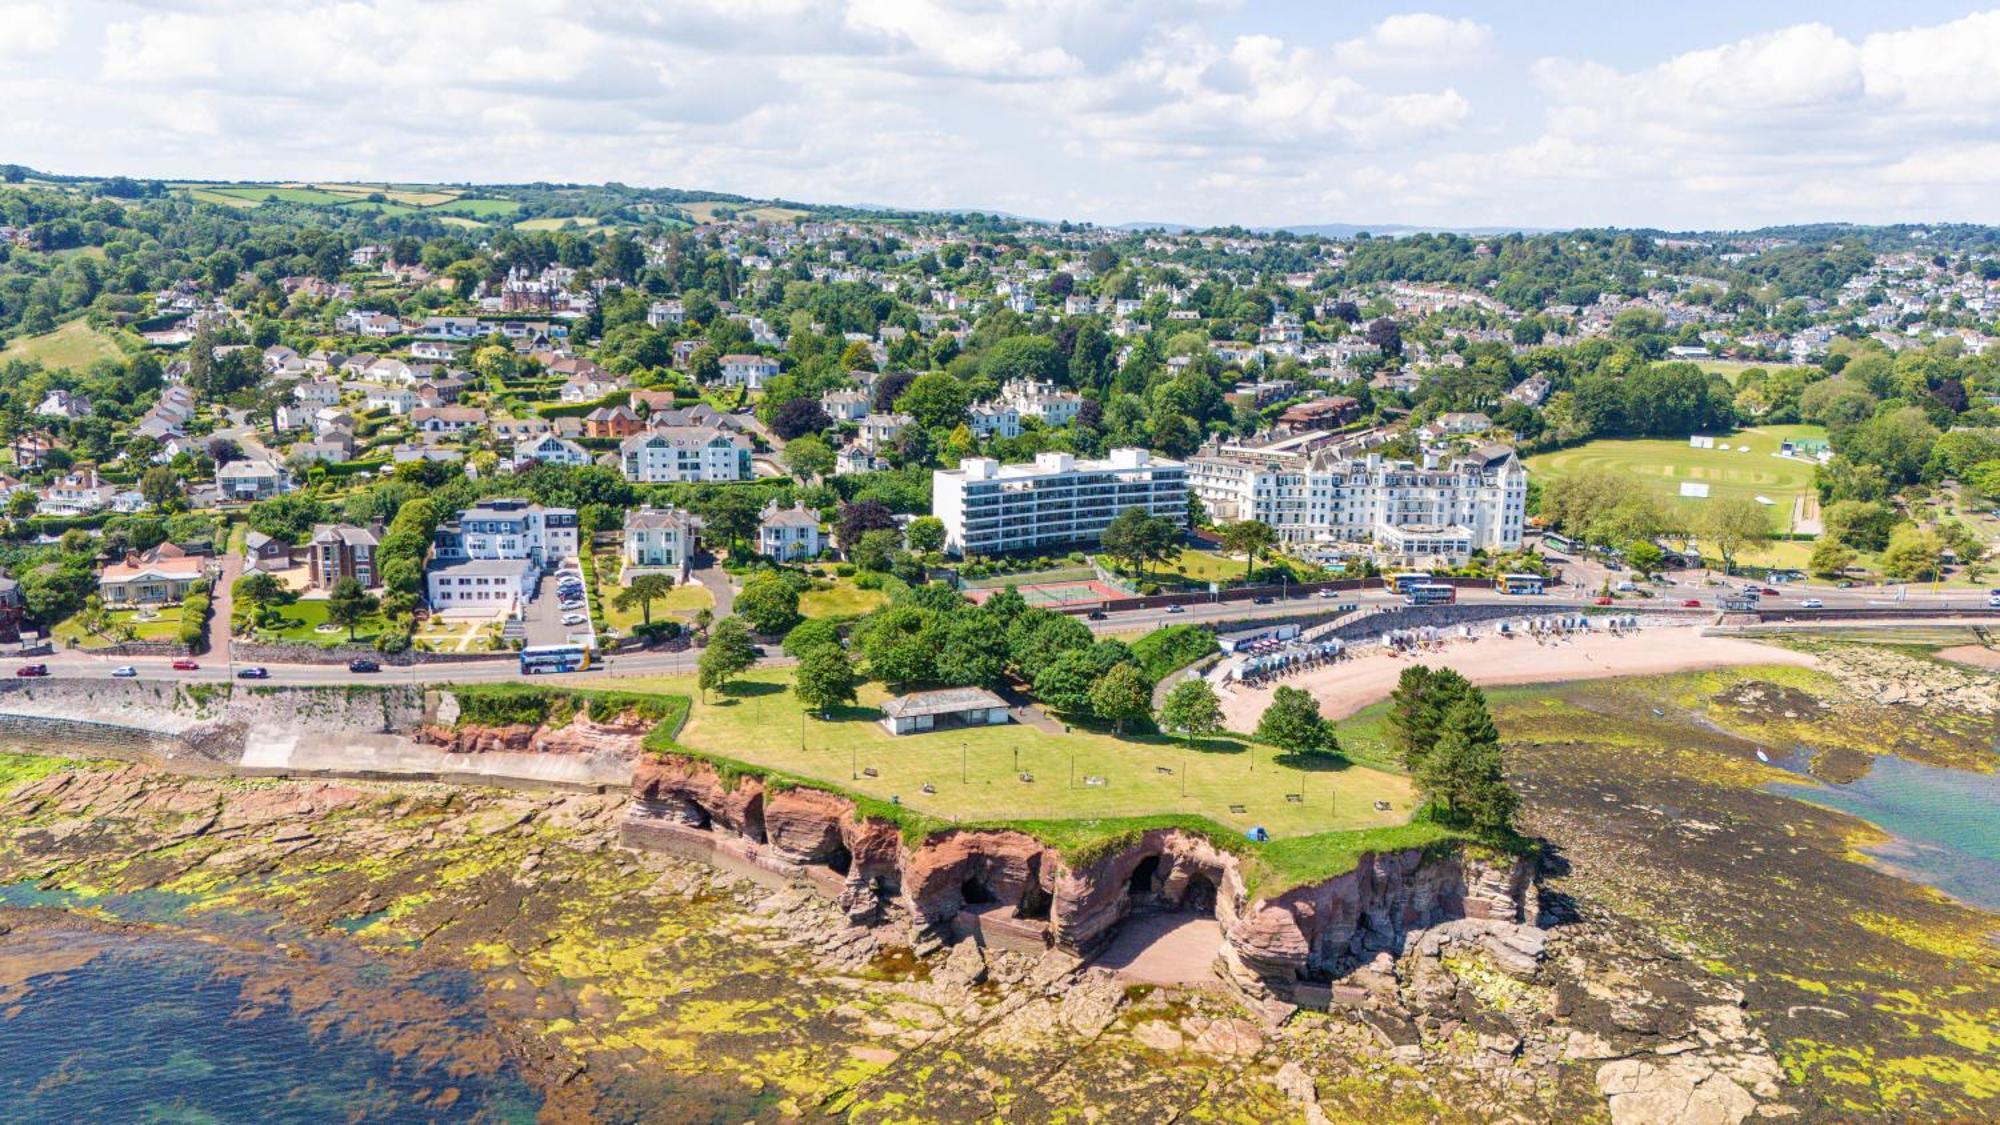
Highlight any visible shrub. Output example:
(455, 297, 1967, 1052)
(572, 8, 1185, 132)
(1130, 624, 1220, 683)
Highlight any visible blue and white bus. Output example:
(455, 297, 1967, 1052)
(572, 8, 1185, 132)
(1403, 583, 1457, 606)
(1496, 573, 1546, 596)
(520, 644, 590, 675)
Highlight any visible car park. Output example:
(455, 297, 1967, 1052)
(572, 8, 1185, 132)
(112, 666, 137, 678)
(171, 659, 200, 671)
(237, 666, 271, 679)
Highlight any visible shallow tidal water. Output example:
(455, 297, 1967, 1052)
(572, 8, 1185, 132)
(1766, 750, 2000, 914)
(0, 919, 542, 1123)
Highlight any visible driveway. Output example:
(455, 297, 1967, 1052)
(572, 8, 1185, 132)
(692, 561, 735, 619)
(208, 550, 243, 663)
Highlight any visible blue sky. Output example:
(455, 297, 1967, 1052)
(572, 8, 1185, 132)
(4, 2, 1999, 230)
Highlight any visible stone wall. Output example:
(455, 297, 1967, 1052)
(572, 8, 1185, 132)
(620, 752, 1539, 1000)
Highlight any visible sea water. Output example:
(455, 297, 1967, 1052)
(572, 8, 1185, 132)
(0, 923, 541, 1123)
(1767, 752, 2000, 914)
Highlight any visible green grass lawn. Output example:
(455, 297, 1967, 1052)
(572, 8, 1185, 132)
(54, 606, 184, 647)
(430, 198, 522, 218)
(595, 557, 714, 631)
(247, 598, 387, 646)
(516, 217, 603, 232)
(1, 319, 127, 371)
(1527, 424, 1827, 533)
(601, 667, 1415, 840)
(799, 581, 888, 619)
(1691, 359, 1810, 386)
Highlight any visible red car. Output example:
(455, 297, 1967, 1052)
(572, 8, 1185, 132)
(15, 664, 48, 677)
(1760, 587, 1781, 597)
(1594, 596, 1614, 606)
(1682, 598, 1703, 608)
(171, 659, 200, 671)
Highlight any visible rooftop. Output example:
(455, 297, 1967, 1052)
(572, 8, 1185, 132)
(880, 687, 1010, 719)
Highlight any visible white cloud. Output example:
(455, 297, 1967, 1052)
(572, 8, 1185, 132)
(1333, 13, 1493, 70)
(0, 0, 66, 57)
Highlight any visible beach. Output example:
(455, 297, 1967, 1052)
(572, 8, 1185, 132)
(1218, 625, 1817, 728)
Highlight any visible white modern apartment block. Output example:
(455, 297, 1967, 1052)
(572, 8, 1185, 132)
(1187, 446, 1526, 565)
(622, 505, 696, 578)
(431, 498, 580, 566)
(619, 427, 752, 482)
(932, 448, 1187, 557)
(999, 379, 1084, 427)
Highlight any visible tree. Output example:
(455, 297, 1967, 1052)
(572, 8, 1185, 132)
(935, 611, 1010, 688)
(697, 616, 758, 700)
(771, 398, 831, 441)
(1089, 662, 1151, 733)
(1807, 536, 1857, 579)
(1255, 686, 1338, 759)
(851, 527, 902, 572)
(857, 604, 940, 690)
(1219, 520, 1276, 580)
(736, 574, 803, 635)
(232, 570, 285, 630)
(698, 490, 764, 554)
(1159, 678, 1222, 744)
(782, 617, 843, 658)
(1822, 500, 1897, 551)
(793, 642, 858, 716)
(1623, 540, 1665, 579)
(905, 516, 946, 557)
(894, 371, 971, 430)
(1032, 649, 1100, 714)
(836, 499, 899, 547)
(325, 576, 380, 641)
(1365, 317, 1403, 357)
(1696, 497, 1772, 575)
(1879, 525, 1944, 582)
(614, 573, 676, 626)
(1100, 507, 1179, 580)
(140, 466, 183, 510)
(1415, 696, 1517, 834)
(783, 434, 835, 481)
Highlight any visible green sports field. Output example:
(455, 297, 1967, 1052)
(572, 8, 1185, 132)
(1527, 424, 1828, 532)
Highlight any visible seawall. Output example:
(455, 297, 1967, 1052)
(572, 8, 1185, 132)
(0, 681, 637, 792)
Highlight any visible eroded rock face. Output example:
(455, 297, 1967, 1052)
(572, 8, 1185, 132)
(418, 712, 653, 758)
(1220, 849, 1535, 1001)
(623, 754, 1536, 1003)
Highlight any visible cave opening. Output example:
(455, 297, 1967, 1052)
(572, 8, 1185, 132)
(826, 841, 853, 876)
(741, 793, 767, 844)
(1016, 855, 1050, 920)
(1182, 872, 1218, 917)
(961, 877, 996, 906)
(1127, 854, 1161, 900)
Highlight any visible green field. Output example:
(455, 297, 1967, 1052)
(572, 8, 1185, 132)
(430, 198, 523, 218)
(245, 597, 388, 647)
(798, 581, 888, 619)
(0, 319, 127, 370)
(54, 605, 184, 647)
(1527, 425, 1827, 533)
(515, 216, 603, 232)
(601, 667, 1416, 841)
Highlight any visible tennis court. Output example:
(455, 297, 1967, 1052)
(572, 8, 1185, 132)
(965, 578, 1124, 607)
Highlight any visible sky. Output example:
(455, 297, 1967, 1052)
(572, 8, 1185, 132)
(5, 1, 2000, 231)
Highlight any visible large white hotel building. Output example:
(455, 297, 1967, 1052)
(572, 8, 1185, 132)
(933, 448, 1188, 556)
(1186, 442, 1527, 566)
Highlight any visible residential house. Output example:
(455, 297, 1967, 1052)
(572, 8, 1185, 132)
(835, 442, 882, 476)
(999, 378, 1083, 427)
(364, 385, 418, 415)
(968, 401, 1021, 439)
(858, 412, 912, 452)
(38, 468, 116, 515)
(584, 404, 644, 438)
(308, 523, 381, 589)
(512, 434, 591, 468)
(98, 545, 207, 606)
(294, 378, 343, 408)
(618, 427, 752, 482)
(717, 354, 778, 389)
(622, 505, 697, 578)
(431, 498, 579, 566)
(35, 390, 91, 420)
(216, 458, 289, 501)
(821, 389, 870, 422)
(757, 503, 823, 562)
(411, 405, 487, 435)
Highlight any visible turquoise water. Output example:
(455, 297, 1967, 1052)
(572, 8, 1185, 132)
(1767, 753, 2000, 914)
(0, 924, 542, 1123)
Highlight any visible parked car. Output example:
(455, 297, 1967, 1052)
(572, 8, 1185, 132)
(1681, 599, 1703, 608)
(237, 666, 271, 679)
(561, 613, 587, 626)
(347, 658, 381, 673)
(111, 666, 137, 678)
(1165, 604, 1186, 614)
(1317, 588, 1339, 598)
(1085, 610, 1108, 621)
(1760, 587, 1781, 597)
(171, 659, 200, 671)
(1594, 596, 1615, 606)
(1799, 598, 1824, 609)
(14, 664, 48, 678)
(1614, 581, 1637, 592)
(1252, 596, 1274, 605)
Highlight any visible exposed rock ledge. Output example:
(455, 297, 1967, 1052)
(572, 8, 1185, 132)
(414, 712, 653, 757)
(622, 753, 1539, 1003)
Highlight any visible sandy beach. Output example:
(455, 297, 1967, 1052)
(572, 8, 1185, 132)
(1218, 626, 1817, 729)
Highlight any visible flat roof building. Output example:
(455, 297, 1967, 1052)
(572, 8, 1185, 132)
(879, 687, 1013, 735)
(932, 448, 1187, 557)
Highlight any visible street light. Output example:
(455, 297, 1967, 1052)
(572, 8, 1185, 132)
(961, 740, 968, 785)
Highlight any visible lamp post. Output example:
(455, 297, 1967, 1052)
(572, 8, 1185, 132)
(961, 740, 968, 785)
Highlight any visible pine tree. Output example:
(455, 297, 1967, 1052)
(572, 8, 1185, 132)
(1415, 696, 1518, 834)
